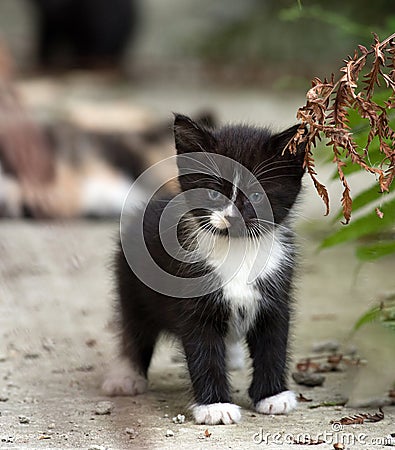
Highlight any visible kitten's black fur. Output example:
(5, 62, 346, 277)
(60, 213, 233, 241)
(113, 114, 306, 421)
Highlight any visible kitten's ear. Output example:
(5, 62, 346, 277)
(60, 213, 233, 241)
(269, 124, 307, 165)
(173, 113, 216, 154)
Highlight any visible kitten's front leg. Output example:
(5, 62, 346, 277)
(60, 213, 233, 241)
(247, 307, 297, 415)
(182, 328, 241, 425)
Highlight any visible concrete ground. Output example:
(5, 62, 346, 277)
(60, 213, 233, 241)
(0, 74, 394, 449)
(0, 218, 394, 450)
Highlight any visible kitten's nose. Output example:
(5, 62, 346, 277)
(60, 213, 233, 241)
(224, 215, 242, 229)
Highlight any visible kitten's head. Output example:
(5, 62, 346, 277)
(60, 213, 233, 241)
(174, 113, 306, 237)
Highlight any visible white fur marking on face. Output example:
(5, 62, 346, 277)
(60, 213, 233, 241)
(102, 357, 147, 396)
(209, 171, 241, 229)
(192, 403, 241, 425)
(231, 171, 240, 203)
(222, 202, 239, 218)
(210, 211, 230, 229)
(256, 390, 297, 415)
(227, 340, 245, 370)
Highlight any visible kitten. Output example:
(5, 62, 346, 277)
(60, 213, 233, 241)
(103, 114, 306, 425)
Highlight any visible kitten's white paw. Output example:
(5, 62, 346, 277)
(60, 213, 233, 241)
(227, 341, 245, 371)
(256, 390, 297, 415)
(102, 358, 147, 397)
(192, 403, 241, 425)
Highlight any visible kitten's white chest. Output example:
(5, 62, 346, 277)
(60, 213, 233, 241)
(198, 232, 285, 332)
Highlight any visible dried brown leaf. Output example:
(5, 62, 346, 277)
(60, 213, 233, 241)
(375, 207, 384, 219)
(327, 354, 343, 365)
(296, 359, 321, 372)
(340, 187, 352, 224)
(297, 393, 313, 402)
(330, 408, 384, 426)
(363, 33, 386, 99)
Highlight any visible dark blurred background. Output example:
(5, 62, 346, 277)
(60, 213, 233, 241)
(0, 0, 393, 85)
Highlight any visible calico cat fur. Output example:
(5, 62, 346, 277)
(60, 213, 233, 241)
(103, 114, 306, 425)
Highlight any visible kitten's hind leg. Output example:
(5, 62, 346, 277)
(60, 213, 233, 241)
(102, 356, 147, 396)
(102, 327, 158, 397)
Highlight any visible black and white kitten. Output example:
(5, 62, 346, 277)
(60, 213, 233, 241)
(103, 114, 306, 425)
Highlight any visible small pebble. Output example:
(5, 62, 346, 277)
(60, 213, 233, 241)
(0, 355, 7, 362)
(292, 372, 325, 387)
(172, 414, 185, 424)
(165, 429, 174, 437)
(345, 345, 358, 356)
(94, 401, 114, 415)
(312, 340, 339, 353)
(24, 353, 40, 359)
(333, 444, 344, 449)
(70, 254, 81, 270)
(0, 395, 9, 402)
(163, 413, 169, 418)
(88, 446, 106, 450)
(75, 364, 95, 372)
(86, 339, 97, 348)
(125, 427, 138, 439)
(18, 415, 30, 424)
(42, 338, 55, 352)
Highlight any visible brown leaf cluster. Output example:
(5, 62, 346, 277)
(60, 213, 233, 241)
(330, 408, 384, 426)
(296, 353, 348, 373)
(288, 33, 395, 223)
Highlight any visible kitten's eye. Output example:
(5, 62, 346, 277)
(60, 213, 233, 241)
(208, 190, 221, 201)
(249, 192, 264, 203)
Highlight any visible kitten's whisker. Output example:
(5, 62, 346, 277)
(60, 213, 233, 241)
(253, 164, 300, 179)
(203, 152, 223, 179)
(184, 153, 222, 180)
(260, 174, 301, 183)
(185, 177, 223, 187)
(252, 218, 294, 234)
(252, 157, 296, 176)
(253, 159, 288, 174)
(252, 147, 284, 173)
